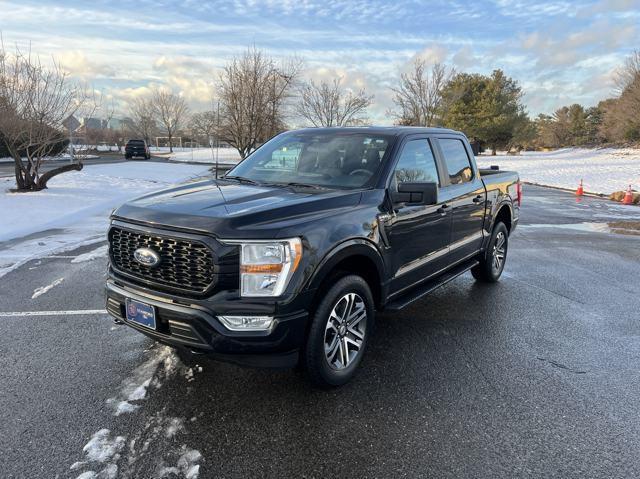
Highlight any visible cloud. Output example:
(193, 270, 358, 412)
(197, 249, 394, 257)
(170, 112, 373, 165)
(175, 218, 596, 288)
(58, 51, 115, 79)
(2, 0, 639, 121)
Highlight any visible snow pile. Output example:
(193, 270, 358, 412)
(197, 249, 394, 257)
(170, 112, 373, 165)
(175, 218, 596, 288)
(0, 162, 210, 277)
(477, 147, 640, 195)
(166, 147, 242, 165)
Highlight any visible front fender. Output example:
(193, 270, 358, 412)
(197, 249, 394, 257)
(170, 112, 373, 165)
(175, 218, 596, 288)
(305, 238, 387, 298)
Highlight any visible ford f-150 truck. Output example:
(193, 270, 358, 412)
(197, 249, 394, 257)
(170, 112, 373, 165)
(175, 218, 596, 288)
(106, 127, 521, 387)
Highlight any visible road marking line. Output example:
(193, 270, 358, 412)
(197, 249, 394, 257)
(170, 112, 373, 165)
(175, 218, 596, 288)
(0, 309, 108, 317)
(32, 277, 64, 299)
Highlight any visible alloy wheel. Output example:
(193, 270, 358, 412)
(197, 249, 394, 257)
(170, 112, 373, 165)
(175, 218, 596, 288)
(323, 292, 367, 370)
(492, 231, 506, 273)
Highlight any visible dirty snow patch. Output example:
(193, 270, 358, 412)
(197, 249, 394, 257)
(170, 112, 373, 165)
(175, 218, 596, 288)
(82, 429, 125, 463)
(159, 447, 202, 478)
(107, 345, 178, 416)
(71, 245, 108, 263)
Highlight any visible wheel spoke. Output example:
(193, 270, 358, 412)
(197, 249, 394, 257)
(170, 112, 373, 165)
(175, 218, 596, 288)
(326, 336, 340, 363)
(347, 305, 366, 327)
(342, 337, 351, 367)
(344, 335, 361, 350)
(347, 326, 364, 340)
(338, 337, 348, 367)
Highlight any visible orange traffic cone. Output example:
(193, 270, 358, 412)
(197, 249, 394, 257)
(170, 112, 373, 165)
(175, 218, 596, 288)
(576, 179, 584, 196)
(622, 185, 633, 205)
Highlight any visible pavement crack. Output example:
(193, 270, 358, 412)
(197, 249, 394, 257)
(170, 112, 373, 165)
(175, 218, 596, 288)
(537, 357, 588, 374)
(506, 275, 584, 304)
(451, 335, 501, 396)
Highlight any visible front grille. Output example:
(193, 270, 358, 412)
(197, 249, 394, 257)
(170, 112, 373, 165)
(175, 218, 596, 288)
(109, 226, 215, 294)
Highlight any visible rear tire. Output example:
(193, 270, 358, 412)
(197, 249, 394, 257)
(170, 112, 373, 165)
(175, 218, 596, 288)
(471, 222, 509, 283)
(304, 275, 374, 388)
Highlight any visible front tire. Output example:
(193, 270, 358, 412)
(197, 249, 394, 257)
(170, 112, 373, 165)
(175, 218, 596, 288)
(304, 275, 374, 387)
(471, 222, 509, 282)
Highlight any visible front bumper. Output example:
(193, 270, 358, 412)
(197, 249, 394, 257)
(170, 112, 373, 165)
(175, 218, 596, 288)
(106, 280, 309, 368)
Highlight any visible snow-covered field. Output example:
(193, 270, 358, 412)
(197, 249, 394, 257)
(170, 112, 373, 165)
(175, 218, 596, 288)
(0, 162, 211, 277)
(476, 147, 640, 195)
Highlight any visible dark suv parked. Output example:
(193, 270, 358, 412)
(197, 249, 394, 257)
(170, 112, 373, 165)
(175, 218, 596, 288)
(106, 127, 520, 387)
(125, 139, 150, 160)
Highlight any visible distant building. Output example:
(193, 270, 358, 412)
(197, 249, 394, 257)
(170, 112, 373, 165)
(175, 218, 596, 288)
(107, 117, 134, 131)
(82, 117, 106, 130)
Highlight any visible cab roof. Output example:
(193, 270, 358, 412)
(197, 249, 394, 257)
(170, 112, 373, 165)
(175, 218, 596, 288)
(291, 126, 463, 137)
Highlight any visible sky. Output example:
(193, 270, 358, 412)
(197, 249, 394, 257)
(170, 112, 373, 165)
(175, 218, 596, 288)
(1, 0, 639, 124)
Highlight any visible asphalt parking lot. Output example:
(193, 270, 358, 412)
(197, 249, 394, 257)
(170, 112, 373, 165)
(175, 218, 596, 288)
(1, 185, 639, 478)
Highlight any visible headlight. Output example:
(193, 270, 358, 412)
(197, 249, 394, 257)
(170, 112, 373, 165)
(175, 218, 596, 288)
(237, 238, 302, 297)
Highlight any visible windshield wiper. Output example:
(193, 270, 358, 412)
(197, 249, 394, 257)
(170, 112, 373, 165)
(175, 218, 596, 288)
(278, 182, 326, 190)
(223, 175, 260, 185)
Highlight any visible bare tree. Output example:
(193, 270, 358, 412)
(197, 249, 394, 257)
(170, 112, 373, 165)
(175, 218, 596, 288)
(0, 44, 94, 191)
(217, 47, 300, 159)
(189, 110, 218, 145)
(296, 77, 373, 127)
(151, 88, 188, 152)
(390, 60, 453, 126)
(614, 49, 640, 94)
(129, 96, 157, 144)
(600, 50, 640, 142)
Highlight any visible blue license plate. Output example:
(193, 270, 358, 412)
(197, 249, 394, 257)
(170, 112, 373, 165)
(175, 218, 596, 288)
(125, 298, 156, 330)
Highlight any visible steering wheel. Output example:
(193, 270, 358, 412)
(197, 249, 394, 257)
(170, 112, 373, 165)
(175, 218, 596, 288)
(349, 169, 373, 178)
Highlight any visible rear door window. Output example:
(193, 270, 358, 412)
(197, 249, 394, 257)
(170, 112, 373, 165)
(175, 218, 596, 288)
(439, 138, 473, 184)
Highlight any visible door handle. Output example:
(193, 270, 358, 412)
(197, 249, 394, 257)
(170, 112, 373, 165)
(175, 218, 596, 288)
(437, 203, 450, 215)
(472, 195, 484, 204)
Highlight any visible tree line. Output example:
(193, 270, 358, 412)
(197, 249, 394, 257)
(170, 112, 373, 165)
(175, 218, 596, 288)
(1, 43, 639, 192)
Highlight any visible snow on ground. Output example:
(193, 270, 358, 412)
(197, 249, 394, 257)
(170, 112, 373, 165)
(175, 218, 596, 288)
(477, 147, 640, 195)
(163, 147, 242, 166)
(0, 162, 211, 278)
(71, 345, 204, 478)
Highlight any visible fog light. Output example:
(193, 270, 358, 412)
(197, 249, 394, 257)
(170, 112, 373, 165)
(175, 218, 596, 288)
(218, 315, 274, 331)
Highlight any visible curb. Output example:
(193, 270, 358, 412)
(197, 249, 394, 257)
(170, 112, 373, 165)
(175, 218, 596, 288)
(523, 181, 607, 198)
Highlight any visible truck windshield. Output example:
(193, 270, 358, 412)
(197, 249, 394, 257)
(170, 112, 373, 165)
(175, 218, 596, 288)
(225, 132, 392, 189)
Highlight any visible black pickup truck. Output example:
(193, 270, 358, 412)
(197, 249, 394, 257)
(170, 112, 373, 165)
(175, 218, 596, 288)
(106, 127, 520, 386)
(124, 139, 151, 160)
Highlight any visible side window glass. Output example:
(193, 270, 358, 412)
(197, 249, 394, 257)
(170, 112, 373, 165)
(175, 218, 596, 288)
(394, 140, 439, 186)
(439, 138, 473, 184)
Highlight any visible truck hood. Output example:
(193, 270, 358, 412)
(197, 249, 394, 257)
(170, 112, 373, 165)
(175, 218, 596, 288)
(112, 178, 363, 238)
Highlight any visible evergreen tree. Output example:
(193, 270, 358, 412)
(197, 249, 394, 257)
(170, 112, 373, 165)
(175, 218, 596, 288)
(440, 70, 526, 154)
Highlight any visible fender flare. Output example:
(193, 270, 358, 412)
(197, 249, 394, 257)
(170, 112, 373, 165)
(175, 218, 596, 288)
(483, 200, 514, 251)
(306, 238, 387, 293)
(490, 200, 514, 231)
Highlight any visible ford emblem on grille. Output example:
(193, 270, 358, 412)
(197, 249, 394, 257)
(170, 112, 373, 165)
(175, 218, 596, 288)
(133, 247, 161, 267)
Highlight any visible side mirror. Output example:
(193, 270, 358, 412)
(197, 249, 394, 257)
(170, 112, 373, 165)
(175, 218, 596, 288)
(392, 182, 438, 206)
